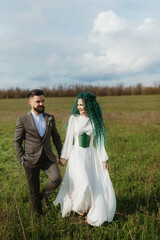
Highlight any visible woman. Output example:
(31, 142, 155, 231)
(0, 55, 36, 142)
(54, 92, 116, 226)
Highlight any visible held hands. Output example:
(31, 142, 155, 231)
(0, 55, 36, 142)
(59, 158, 108, 169)
(59, 158, 67, 167)
(102, 162, 108, 170)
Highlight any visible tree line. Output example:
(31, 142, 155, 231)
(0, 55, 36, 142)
(0, 83, 160, 98)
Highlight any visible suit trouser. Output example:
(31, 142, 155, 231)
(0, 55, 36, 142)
(24, 150, 62, 215)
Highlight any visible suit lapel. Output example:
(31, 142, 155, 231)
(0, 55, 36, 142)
(42, 113, 49, 142)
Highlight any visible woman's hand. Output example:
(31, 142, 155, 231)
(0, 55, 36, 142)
(59, 158, 67, 167)
(102, 162, 108, 170)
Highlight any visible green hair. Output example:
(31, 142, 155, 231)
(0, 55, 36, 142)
(70, 92, 106, 146)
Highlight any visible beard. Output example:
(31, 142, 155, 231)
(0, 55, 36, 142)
(33, 106, 45, 114)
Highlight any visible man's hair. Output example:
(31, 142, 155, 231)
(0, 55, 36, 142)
(28, 89, 44, 99)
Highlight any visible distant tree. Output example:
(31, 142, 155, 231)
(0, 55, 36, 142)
(0, 83, 159, 98)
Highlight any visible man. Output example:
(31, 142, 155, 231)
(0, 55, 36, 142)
(14, 89, 62, 217)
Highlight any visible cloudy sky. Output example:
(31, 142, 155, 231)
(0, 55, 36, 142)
(0, 0, 160, 89)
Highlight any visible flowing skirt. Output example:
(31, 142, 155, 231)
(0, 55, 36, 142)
(54, 146, 116, 226)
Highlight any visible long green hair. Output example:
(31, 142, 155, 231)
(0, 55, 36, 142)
(70, 92, 106, 146)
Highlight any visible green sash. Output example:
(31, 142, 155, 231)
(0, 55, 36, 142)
(79, 133, 90, 148)
(73, 134, 95, 148)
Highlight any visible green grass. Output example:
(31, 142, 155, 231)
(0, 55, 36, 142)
(0, 95, 160, 240)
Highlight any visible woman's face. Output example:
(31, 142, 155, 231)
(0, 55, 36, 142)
(77, 98, 86, 116)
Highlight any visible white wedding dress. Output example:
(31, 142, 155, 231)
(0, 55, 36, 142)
(54, 115, 116, 226)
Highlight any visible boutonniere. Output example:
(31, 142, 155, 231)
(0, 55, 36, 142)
(46, 115, 53, 126)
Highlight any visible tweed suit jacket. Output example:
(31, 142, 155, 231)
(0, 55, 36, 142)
(14, 111, 62, 167)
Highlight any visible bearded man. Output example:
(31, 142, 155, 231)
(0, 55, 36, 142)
(14, 89, 62, 217)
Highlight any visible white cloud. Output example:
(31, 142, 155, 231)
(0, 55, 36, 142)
(79, 11, 160, 76)
(46, 54, 60, 66)
(93, 10, 127, 33)
(138, 18, 154, 30)
(37, 10, 160, 87)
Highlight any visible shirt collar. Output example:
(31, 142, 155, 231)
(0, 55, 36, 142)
(31, 110, 43, 118)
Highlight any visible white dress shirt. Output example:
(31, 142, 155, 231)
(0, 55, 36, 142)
(31, 110, 46, 137)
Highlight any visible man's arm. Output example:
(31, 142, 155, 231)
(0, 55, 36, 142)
(51, 116, 62, 158)
(14, 117, 26, 165)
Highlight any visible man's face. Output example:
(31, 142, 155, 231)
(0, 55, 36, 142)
(29, 95, 45, 114)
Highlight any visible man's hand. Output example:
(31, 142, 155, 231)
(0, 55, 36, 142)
(102, 162, 108, 170)
(59, 158, 67, 167)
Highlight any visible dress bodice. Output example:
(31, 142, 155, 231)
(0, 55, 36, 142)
(74, 115, 94, 148)
(60, 115, 108, 162)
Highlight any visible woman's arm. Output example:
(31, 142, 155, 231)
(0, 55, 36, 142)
(60, 115, 75, 160)
(96, 139, 109, 169)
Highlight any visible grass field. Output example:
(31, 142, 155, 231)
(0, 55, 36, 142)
(0, 95, 160, 240)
